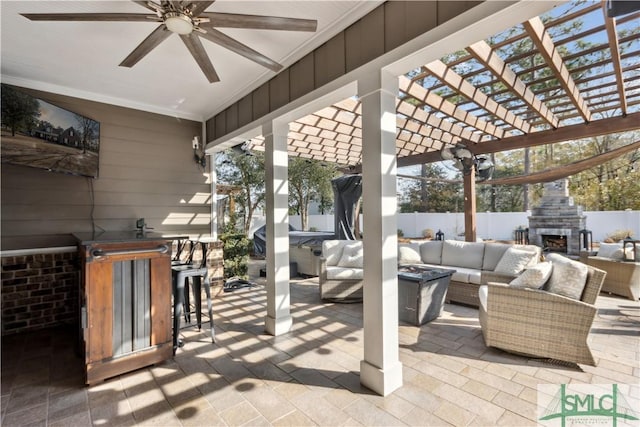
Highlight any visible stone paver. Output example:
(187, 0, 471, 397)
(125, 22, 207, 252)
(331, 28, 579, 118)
(1, 258, 638, 426)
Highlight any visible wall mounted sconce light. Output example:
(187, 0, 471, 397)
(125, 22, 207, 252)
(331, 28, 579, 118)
(193, 136, 206, 168)
(440, 143, 494, 181)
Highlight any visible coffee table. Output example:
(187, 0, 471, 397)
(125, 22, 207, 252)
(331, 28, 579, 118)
(397, 266, 455, 325)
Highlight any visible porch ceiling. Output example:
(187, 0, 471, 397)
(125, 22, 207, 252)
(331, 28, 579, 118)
(248, 1, 640, 169)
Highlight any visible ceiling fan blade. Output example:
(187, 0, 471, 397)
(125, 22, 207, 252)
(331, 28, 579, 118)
(189, 1, 215, 17)
(21, 13, 158, 22)
(180, 34, 220, 83)
(199, 13, 317, 32)
(120, 25, 171, 68)
(198, 27, 283, 72)
(132, 1, 163, 13)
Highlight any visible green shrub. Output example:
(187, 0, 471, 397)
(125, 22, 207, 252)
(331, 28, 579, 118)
(220, 232, 252, 279)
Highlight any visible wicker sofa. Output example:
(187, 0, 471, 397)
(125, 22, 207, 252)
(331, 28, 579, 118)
(398, 240, 542, 307)
(580, 245, 640, 300)
(479, 254, 606, 366)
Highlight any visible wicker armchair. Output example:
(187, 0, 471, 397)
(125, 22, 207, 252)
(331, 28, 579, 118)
(580, 254, 639, 300)
(479, 264, 606, 366)
(318, 240, 363, 302)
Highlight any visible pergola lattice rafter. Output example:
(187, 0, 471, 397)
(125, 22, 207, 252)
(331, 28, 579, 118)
(248, 1, 640, 170)
(523, 16, 593, 123)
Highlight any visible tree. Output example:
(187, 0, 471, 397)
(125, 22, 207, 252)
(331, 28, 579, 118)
(398, 163, 463, 213)
(567, 130, 640, 210)
(288, 157, 337, 230)
(216, 149, 265, 235)
(478, 150, 530, 212)
(75, 114, 99, 153)
(1, 84, 40, 136)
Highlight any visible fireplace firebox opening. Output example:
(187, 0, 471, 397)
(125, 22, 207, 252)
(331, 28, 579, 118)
(542, 235, 567, 253)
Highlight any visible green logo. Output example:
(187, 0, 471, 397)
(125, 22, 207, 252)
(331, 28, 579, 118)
(538, 384, 639, 427)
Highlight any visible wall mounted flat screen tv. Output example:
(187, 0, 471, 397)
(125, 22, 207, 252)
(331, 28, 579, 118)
(1, 84, 100, 178)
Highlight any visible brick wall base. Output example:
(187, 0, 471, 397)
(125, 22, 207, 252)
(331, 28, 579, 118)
(1, 250, 79, 336)
(1, 241, 224, 336)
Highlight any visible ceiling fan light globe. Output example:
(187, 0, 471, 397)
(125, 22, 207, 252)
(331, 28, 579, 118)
(455, 147, 473, 159)
(165, 14, 193, 34)
(476, 156, 494, 171)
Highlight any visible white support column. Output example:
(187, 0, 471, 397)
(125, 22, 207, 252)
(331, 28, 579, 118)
(263, 120, 292, 336)
(359, 70, 403, 396)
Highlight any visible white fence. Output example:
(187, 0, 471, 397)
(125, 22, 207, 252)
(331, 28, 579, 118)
(250, 210, 640, 243)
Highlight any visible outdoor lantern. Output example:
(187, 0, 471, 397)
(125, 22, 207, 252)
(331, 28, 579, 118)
(435, 229, 445, 241)
(515, 226, 529, 245)
(622, 235, 639, 262)
(579, 228, 593, 252)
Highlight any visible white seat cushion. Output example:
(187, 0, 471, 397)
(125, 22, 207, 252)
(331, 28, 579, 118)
(326, 266, 363, 280)
(478, 285, 488, 311)
(467, 269, 483, 285)
(482, 243, 511, 271)
(420, 241, 444, 264)
(441, 240, 485, 269)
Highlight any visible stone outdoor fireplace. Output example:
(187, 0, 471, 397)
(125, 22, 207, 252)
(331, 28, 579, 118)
(528, 179, 586, 256)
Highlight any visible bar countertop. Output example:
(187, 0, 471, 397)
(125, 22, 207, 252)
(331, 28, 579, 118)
(73, 231, 185, 245)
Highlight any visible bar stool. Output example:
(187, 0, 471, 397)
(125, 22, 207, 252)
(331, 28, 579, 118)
(172, 241, 214, 353)
(172, 240, 198, 322)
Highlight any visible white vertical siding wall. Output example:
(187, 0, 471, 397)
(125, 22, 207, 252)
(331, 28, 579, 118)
(1, 88, 209, 241)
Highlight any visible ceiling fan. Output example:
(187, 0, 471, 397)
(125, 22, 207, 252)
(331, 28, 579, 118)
(440, 143, 494, 181)
(21, 1, 318, 83)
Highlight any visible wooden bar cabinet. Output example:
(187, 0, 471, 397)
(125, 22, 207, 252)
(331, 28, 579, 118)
(74, 231, 175, 385)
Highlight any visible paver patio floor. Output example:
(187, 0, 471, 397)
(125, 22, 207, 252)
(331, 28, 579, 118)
(2, 259, 638, 426)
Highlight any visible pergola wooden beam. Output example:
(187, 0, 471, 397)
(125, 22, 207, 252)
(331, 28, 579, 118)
(482, 139, 640, 185)
(467, 40, 560, 129)
(523, 16, 592, 123)
(397, 111, 640, 167)
(473, 111, 640, 154)
(399, 75, 506, 140)
(602, 4, 627, 114)
(424, 60, 532, 133)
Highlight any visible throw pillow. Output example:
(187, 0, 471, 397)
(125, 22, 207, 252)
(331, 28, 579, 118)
(494, 247, 536, 275)
(597, 242, 623, 259)
(509, 262, 553, 289)
(337, 242, 364, 268)
(398, 243, 422, 264)
(545, 253, 589, 300)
